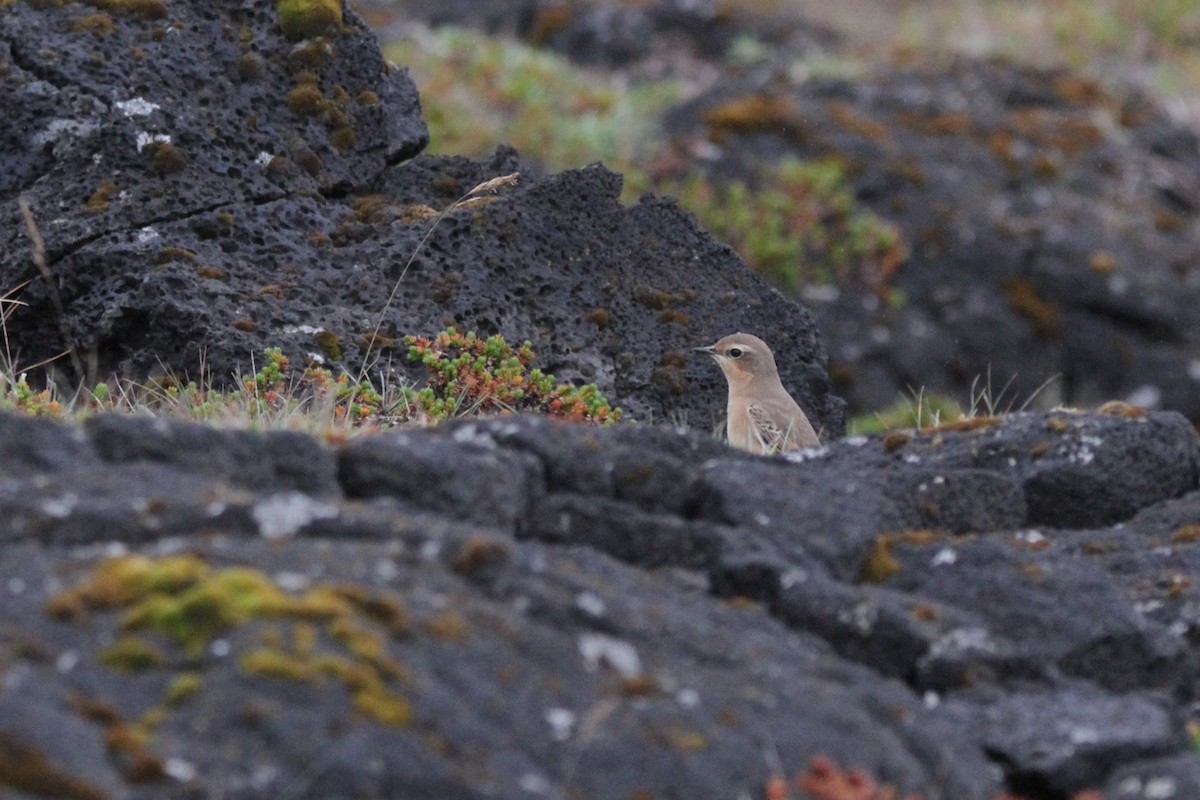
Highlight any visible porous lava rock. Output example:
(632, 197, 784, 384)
(2, 407, 1200, 798)
(0, 0, 845, 434)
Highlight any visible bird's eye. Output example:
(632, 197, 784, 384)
(728, 347, 743, 358)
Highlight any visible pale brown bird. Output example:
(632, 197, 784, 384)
(696, 332, 820, 454)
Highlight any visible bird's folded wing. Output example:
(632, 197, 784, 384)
(747, 403, 787, 451)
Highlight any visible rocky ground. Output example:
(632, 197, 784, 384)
(1, 407, 1199, 799)
(3, 1, 1200, 799)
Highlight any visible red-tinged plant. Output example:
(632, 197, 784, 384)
(402, 327, 621, 424)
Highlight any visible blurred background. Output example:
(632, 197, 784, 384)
(350, 0, 1200, 431)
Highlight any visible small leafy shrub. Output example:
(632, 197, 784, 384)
(0, 372, 63, 417)
(402, 327, 620, 424)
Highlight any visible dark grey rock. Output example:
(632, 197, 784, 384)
(940, 685, 1184, 796)
(0, 406, 1198, 796)
(86, 414, 341, 496)
(1104, 753, 1200, 799)
(826, 410, 1200, 528)
(337, 425, 545, 531)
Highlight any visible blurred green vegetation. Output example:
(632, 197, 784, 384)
(387, 28, 904, 295)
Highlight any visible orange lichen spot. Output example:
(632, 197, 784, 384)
(103, 722, 164, 783)
(882, 431, 910, 453)
(662, 728, 707, 751)
(1098, 400, 1146, 419)
(1088, 250, 1117, 275)
(232, 318, 259, 332)
(765, 774, 789, 800)
(1018, 562, 1045, 580)
(987, 129, 1019, 169)
(895, 109, 971, 136)
(701, 93, 803, 136)
(620, 674, 661, 696)
(1002, 277, 1063, 337)
(895, 530, 943, 545)
(424, 609, 470, 641)
(196, 265, 229, 281)
(451, 535, 511, 577)
(910, 603, 940, 622)
(1170, 524, 1200, 544)
(1031, 151, 1062, 178)
(1154, 209, 1186, 233)
(1082, 539, 1118, 555)
(1029, 440, 1052, 459)
(584, 308, 611, 329)
(797, 754, 922, 800)
(1054, 75, 1106, 107)
(922, 416, 1000, 434)
(1007, 107, 1101, 155)
(359, 331, 395, 351)
(828, 101, 890, 142)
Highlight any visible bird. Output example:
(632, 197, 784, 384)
(696, 332, 820, 454)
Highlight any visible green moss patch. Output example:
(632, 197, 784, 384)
(48, 554, 415, 726)
(275, 0, 342, 42)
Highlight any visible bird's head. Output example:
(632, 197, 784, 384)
(695, 332, 779, 387)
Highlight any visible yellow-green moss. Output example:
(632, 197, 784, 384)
(242, 644, 412, 726)
(46, 554, 211, 618)
(275, 0, 342, 42)
(313, 330, 342, 361)
(50, 555, 415, 726)
(100, 635, 163, 671)
(164, 672, 203, 706)
(860, 535, 901, 584)
(241, 647, 316, 682)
